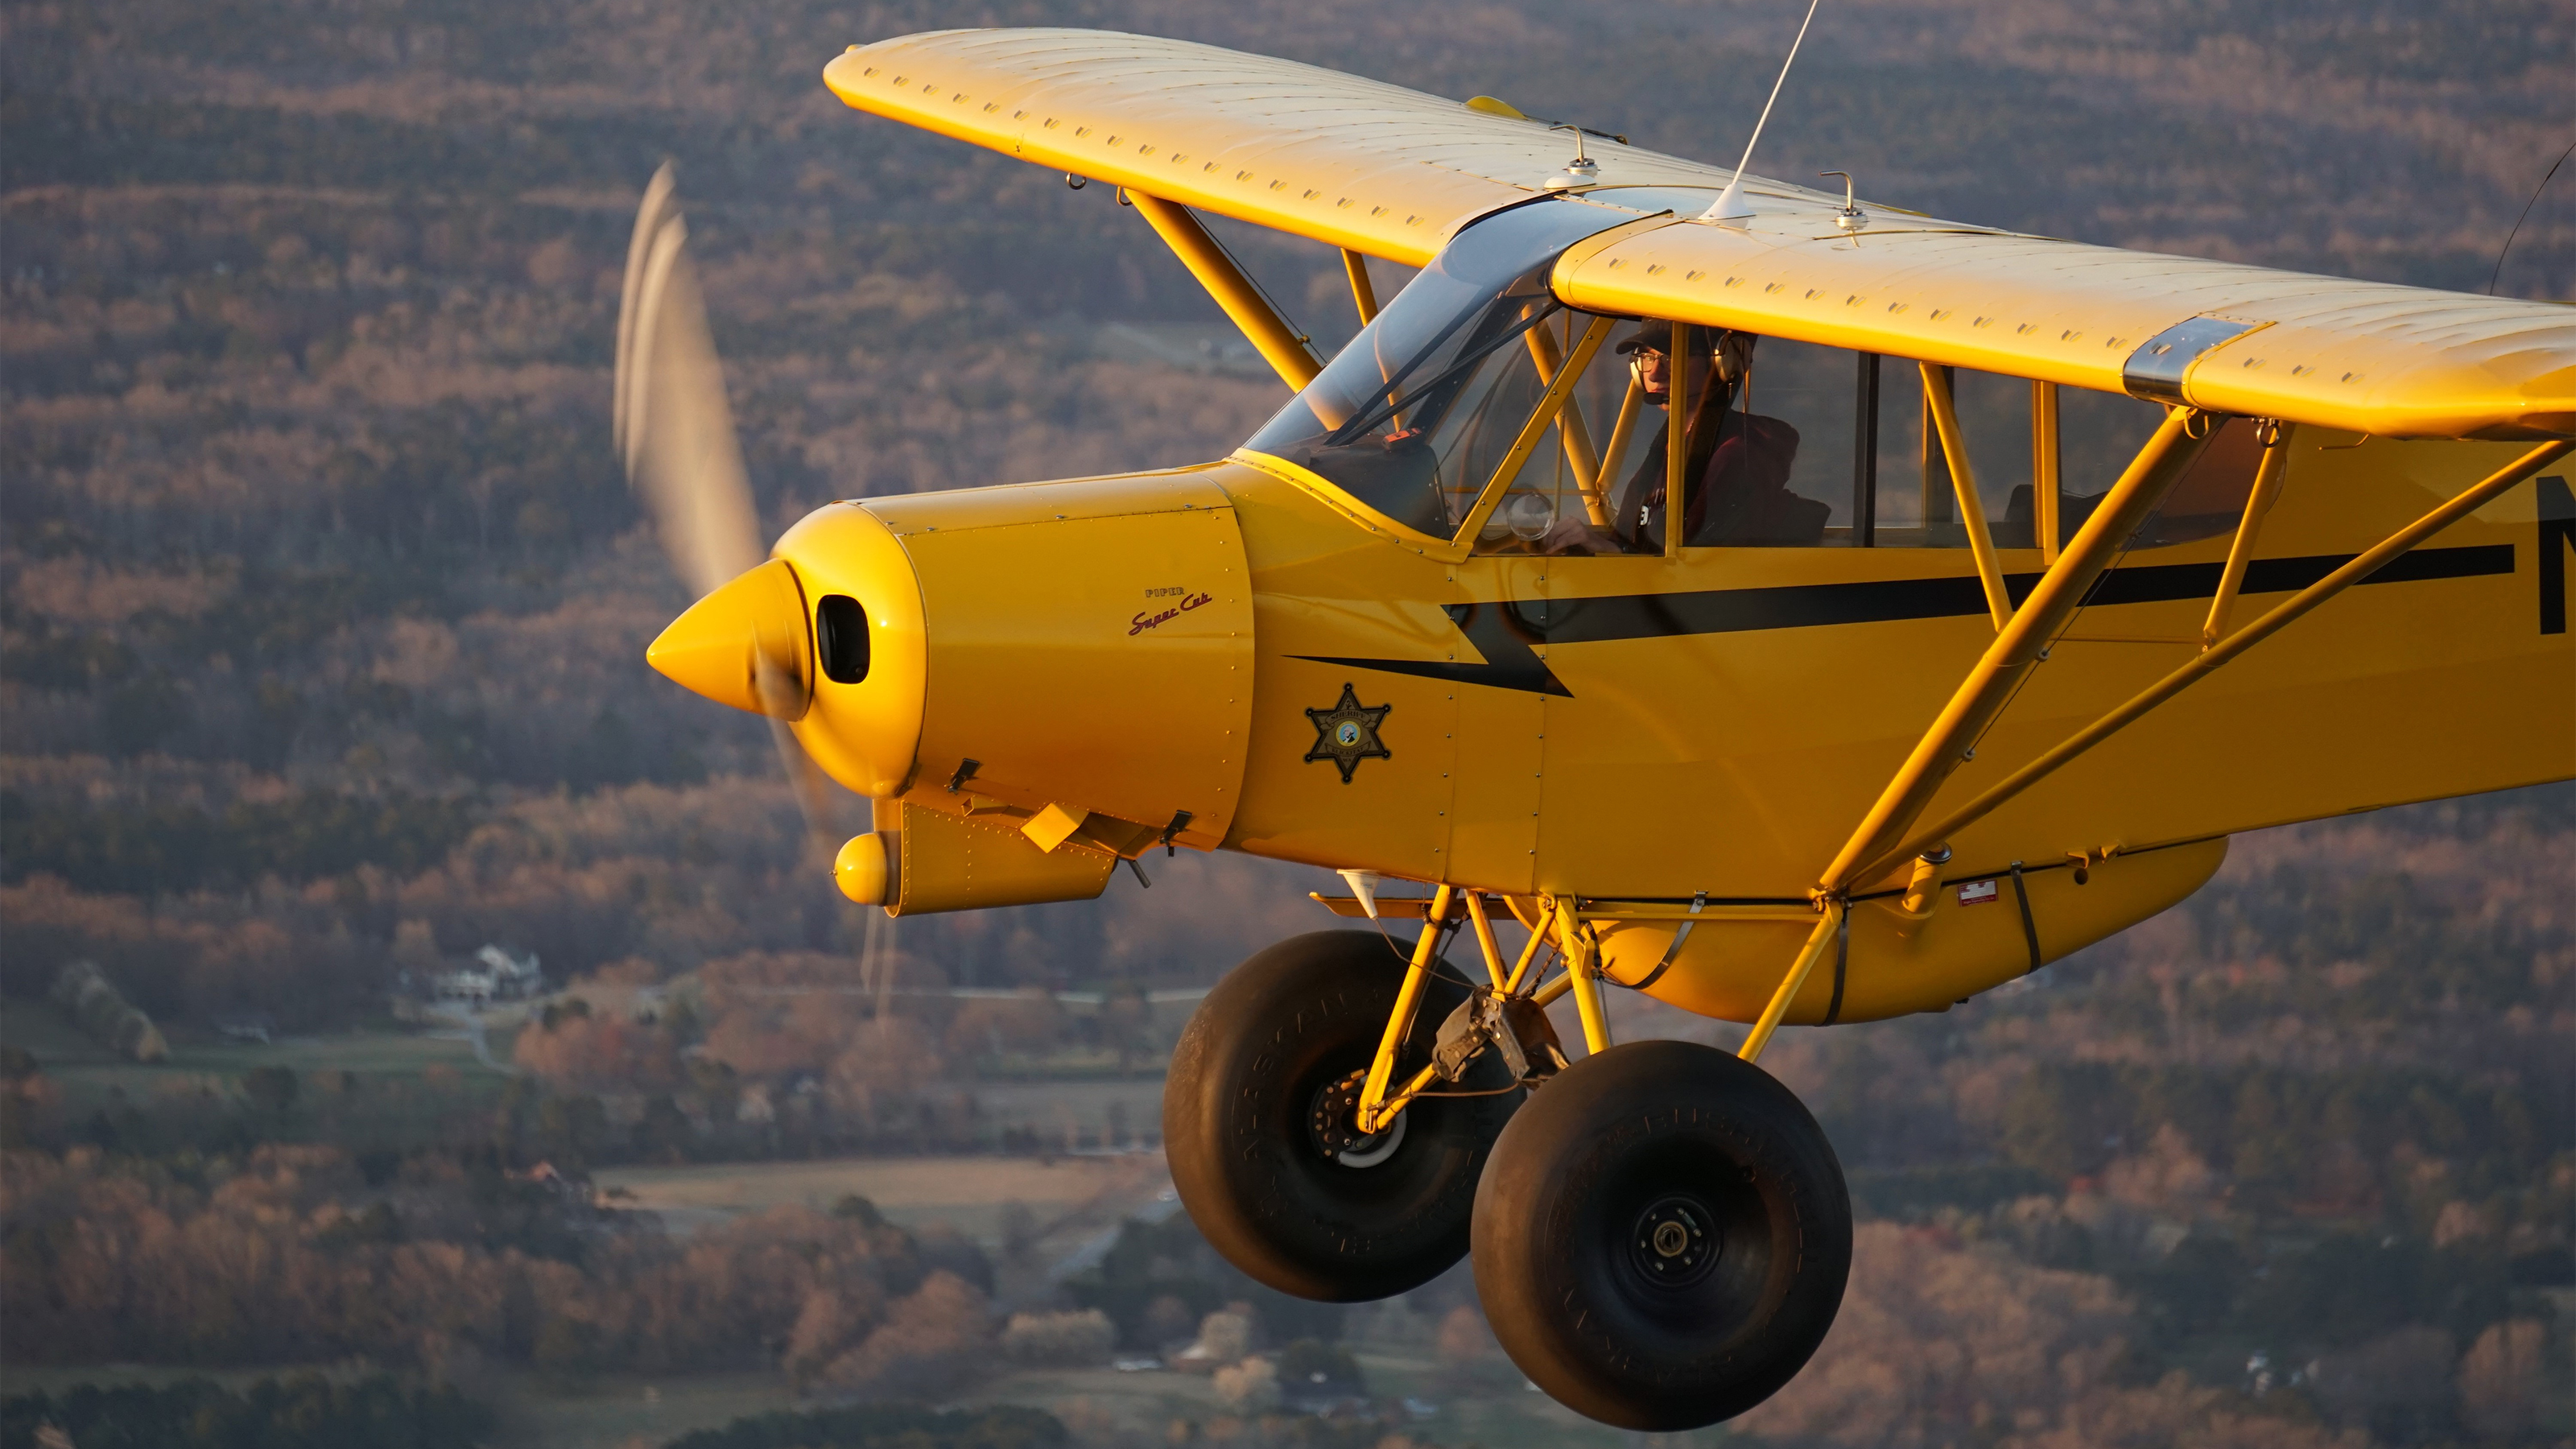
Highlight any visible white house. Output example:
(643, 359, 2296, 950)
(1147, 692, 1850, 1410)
(431, 944, 545, 1005)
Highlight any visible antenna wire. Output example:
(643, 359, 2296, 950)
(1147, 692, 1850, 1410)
(1706, 0, 1825, 219)
(2487, 136, 2574, 298)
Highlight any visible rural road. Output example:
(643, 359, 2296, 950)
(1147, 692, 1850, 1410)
(423, 1002, 511, 1073)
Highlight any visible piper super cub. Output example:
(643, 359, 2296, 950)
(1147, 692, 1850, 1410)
(617, 25, 2576, 1430)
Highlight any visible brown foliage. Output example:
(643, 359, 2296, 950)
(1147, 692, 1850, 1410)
(943, 992, 1067, 1060)
(2000, 1372, 2369, 1449)
(0, 1147, 991, 1388)
(1433, 1304, 1495, 1366)
(811, 1269, 994, 1398)
(696, 951, 869, 1081)
(510, 1012, 680, 1093)
(2455, 1319, 2549, 1440)
(1740, 1224, 2133, 1446)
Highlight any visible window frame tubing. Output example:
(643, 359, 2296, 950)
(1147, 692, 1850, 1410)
(2031, 380, 2062, 564)
(1454, 313, 1616, 548)
(1525, 316, 1606, 518)
(1852, 353, 1881, 547)
(1595, 374, 1646, 530)
(1666, 321, 1692, 559)
(1922, 361, 2013, 630)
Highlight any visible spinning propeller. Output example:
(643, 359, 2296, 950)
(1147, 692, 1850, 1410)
(613, 163, 844, 850)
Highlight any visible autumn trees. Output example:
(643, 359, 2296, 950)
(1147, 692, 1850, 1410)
(0, 1144, 999, 1391)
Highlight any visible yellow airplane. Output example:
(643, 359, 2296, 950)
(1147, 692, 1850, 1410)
(617, 27, 2575, 1430)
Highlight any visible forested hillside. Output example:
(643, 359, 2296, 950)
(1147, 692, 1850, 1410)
(2, 2, 2570, 1445)
(5, 0, 2568, 1018)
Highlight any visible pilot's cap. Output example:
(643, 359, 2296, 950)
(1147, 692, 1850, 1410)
(1615, 321, 1719, 357)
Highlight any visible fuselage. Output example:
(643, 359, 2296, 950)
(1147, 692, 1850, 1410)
(683, 193, 2574, 1028)
(761, 425, 2568, 1021)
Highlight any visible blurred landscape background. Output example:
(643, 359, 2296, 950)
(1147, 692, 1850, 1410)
(2, 1, 2570, 1446)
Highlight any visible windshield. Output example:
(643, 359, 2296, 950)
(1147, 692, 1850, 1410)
(1244, 199, 1636, 539)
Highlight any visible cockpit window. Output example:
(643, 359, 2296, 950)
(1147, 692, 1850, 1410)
(1243, 200, 1633, 539)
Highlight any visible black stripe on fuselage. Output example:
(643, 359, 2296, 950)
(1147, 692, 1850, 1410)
(1290, 543, 2514, 697)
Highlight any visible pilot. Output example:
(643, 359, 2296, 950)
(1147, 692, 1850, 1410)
(1604, 323, 1815, 551)
(1625, 322, 1717, 415)
(1606, 322, 1734, 551)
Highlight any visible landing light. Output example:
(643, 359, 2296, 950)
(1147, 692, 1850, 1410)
(835, 832, 891, 904)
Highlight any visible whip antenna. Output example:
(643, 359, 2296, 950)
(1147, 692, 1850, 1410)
(1703, 0, 1824, 223)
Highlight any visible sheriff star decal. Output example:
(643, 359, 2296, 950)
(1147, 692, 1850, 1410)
(1303, 683, 1392, 783)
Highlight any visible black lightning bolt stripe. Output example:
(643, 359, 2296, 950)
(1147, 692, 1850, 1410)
(1290, 544, 2514, 698)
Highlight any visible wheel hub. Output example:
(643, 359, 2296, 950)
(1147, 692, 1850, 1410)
(1308, 1067, 1405, 1166)
(1629, 1195, 1719, 1287)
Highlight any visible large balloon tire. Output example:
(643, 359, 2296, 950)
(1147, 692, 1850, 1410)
(1164, 930, 1521, 1302)
(1471, 1038, 1851, 1430)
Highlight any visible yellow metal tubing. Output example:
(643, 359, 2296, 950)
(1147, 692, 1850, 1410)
(1527, 319, 1604, 508)
(1464, 892, 1509, 991)
(1531, 972, 1573, 1008)
(1923, 361, 2013, 630)
(1738, 900, 1843, 1064)
(1896, 854, 1946, 917)
(1576, 902, 1824, 923)
(2032, 380, 2062, 565)
(1554, 897, 1612, 1055)
(1502, 919, 1550, 996)
(1128, 190, 1323, 391)
(1880, 438, 2576, 874)
(1666, 320, 1691, 559)
(1821, 407, 2215, 893)
(1592, 374, 1645, 528)
(1455, 315, 1614, 546)
(1340, 247, 1380, 327)
(1371, 1061, 1443, 1124)
(1359, 883, 1452, 1129)
(2202, 423, 2296, 649)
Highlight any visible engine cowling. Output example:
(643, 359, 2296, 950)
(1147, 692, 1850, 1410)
(648, 469, 1255, 912)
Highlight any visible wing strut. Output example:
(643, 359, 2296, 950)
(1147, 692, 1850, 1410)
(2200, 423, 2295, 647)
(1732, 430, 2575, 1063)
(1868, 436, 2575, 881)
(1340, 249, 1381, 326)
(1814, 405, 2218, 899)
(1126, 190, 1324, 391)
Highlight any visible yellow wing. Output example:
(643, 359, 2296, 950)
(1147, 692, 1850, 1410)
(823, 28, 1785, 265)
(1553, 223, 2575, 441)
(826, 29, 2575, 442)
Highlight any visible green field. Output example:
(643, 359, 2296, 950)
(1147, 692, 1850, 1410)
(594, 1152, 1162, 1235)
(488, 1371, 799, 1449)
(2, 998, 514, 1124)
(0, 1353, 1679, 1449)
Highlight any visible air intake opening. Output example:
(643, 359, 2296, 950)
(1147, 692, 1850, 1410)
(816, 594, 870, 684)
